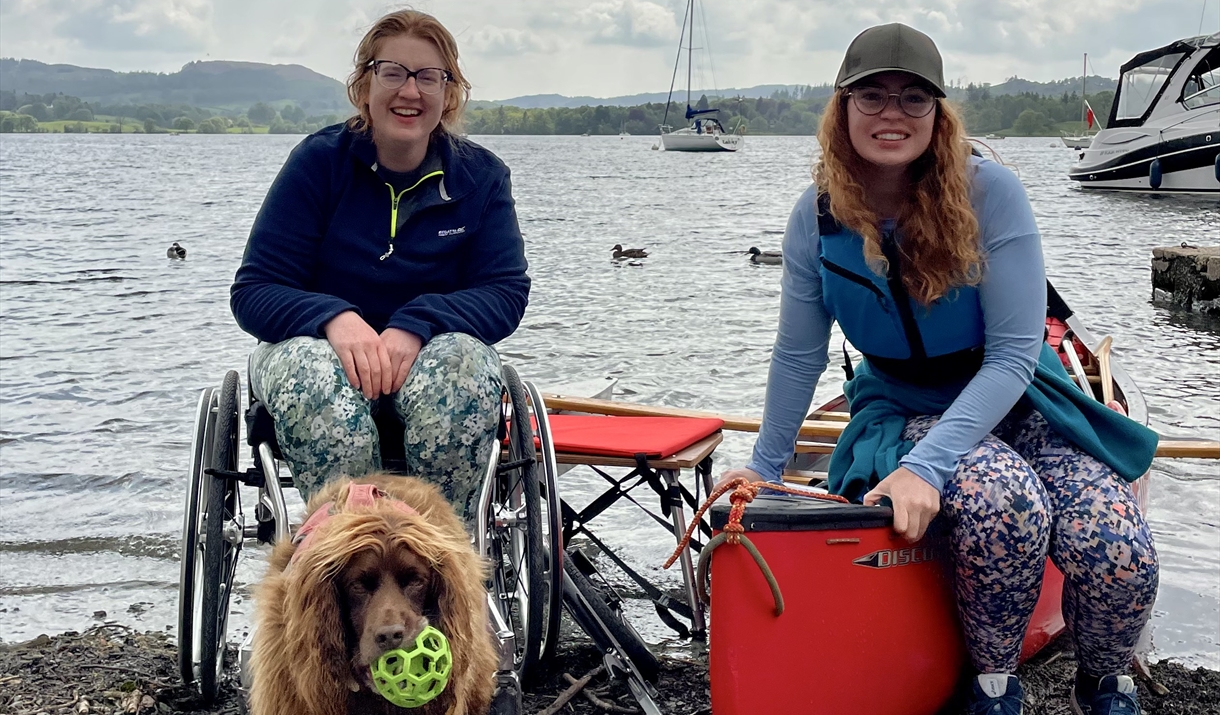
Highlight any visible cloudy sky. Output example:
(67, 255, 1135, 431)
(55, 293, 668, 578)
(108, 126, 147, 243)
(1, 0, 1215, 100)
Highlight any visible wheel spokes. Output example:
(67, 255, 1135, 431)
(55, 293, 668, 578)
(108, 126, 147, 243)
(489, 478, 536, 667)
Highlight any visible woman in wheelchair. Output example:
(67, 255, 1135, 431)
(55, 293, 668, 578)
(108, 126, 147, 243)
(230, 9, 530, 519)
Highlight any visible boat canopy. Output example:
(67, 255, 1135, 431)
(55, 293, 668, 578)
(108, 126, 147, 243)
(1109, 33, 1219, 128)
(1182, 46, 1219, 110)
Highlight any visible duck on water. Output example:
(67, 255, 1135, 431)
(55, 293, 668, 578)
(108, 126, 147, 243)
(748, 246, 782, 265)
(167, 242, 187, 259)
(612, 244, 649, 259)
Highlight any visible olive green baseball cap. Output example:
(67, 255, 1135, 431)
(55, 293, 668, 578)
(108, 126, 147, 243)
(835, 23, 946, 97)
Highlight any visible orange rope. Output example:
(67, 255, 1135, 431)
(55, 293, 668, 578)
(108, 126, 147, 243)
(663, 478, 848, 569)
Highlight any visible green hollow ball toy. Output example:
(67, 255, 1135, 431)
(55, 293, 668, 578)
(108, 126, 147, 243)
(370, 625, 453, 708)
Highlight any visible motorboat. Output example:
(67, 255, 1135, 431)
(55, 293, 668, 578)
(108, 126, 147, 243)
(1068, 32, 1219, 193)
(658, 0, 743, 152)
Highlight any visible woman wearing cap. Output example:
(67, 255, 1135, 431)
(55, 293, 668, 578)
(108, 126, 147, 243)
(231, 9, 529, 519)
(719, 23, 1157, 715)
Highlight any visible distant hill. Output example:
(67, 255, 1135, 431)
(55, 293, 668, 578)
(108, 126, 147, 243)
(491, 76, 1118, 109)
(979, 75, 1117, 96)
(0, 59, 349, 110)
(493, 84, 830, 108)
(0, 56, 1117, 112)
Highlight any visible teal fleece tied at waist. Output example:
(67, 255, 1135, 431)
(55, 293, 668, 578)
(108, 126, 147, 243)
(828, 343, 1159, 502)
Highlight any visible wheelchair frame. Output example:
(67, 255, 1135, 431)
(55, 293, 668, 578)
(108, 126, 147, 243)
(178, 364, 708, 715)
(175, 365, 560, 711)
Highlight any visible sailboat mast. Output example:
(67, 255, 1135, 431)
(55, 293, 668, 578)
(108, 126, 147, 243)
(686, 0, 694, 108)
(1082, 53, 1087, 124)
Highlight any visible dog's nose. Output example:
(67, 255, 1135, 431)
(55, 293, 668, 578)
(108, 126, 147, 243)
(375, 624, 406, 651)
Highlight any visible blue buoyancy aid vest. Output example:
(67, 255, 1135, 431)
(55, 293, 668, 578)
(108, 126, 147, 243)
(816, 193, 985, 386)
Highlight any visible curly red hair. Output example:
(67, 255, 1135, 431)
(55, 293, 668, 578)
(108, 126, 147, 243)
(815, 90, 982, 305)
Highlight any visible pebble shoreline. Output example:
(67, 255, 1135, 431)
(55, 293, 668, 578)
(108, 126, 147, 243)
(2, 624, 1218, 715)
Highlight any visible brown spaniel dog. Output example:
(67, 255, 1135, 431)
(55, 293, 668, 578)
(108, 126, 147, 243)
(249, 474, 497, 715)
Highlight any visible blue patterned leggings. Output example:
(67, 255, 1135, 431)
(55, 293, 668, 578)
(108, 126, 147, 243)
(904, 410, 1159, 676)
(249, 333, 502, 519)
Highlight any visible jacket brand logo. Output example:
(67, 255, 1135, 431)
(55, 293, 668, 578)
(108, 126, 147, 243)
(438, 226, 466, 237)
(852, 543, 940, 569)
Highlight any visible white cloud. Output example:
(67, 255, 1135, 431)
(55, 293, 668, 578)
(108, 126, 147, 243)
(465, 27, 559, 55)
(0, 0, 1211, 100)
(578, 0, 680, 47)
(55, 0, 215, 53)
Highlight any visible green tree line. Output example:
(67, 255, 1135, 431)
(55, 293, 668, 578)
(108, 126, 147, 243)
(465, 85, 833, 136)
(958, 85, 1114, 135)
(465, 85, 1114, 136)
(2, 85, 1117, 136)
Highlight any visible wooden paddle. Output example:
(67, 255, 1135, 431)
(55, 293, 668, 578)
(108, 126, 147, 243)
(1095, 335, 1116, 405)
(542, 393, 1220, 459)
(541, 394, 845, 438)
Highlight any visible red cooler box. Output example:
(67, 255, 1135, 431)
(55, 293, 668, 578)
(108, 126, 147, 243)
(709, 495, 1065, 715)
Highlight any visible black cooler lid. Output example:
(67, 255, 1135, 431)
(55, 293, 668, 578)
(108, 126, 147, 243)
(710, 494, 893, 532)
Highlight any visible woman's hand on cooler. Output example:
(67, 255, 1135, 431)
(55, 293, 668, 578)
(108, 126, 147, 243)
(714, 467, 762, 492)
(863, 466, 940, 543)
(381, 328, 423, 393)
(323, 311, 392, 400)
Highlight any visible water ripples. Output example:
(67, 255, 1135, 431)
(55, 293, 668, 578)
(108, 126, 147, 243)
(0, 133, 1216, 665)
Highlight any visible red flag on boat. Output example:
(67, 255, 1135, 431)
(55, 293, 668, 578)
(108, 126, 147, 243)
(1085, 100, 1096, 129)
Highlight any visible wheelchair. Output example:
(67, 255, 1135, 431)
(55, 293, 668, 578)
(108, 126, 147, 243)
(175, 363, 564, 711)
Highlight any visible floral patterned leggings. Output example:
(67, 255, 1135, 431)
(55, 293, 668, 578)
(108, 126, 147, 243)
(249, 332, 502, 520)
(904, 410, 1159, 676)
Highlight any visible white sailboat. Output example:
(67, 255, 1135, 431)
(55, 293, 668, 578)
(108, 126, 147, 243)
(658, 0, 743, 152)
(1061, 53, 1099, 149)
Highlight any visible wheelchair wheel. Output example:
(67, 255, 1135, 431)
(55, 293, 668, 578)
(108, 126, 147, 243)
(177, 371, 242, 701)
(486, 364, 547, 683)
(177, 385, 214, 686)
(522, 381, 564, 664)
(563, 550, 660, 682)
(198, 369, 242, 702)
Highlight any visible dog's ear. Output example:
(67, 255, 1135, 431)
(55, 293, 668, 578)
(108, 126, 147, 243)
(281, 525, 366, 714)
(430, 543, 491, 673)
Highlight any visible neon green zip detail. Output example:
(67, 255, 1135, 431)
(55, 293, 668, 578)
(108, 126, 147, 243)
(386, 170, 444, 240)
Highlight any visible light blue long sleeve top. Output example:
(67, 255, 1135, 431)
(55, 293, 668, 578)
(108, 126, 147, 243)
(745, 157, 1047, 492)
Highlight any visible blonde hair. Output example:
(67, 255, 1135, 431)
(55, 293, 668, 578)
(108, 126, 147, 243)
(814, 89, 981, 305)
(345, 9, 472, 137)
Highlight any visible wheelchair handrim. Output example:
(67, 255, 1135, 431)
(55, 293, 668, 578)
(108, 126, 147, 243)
(177, 386, 213, 685)
(523, 380, 564, 661)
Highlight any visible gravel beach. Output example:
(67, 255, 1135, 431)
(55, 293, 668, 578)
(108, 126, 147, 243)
(3, 623, 1216, 715)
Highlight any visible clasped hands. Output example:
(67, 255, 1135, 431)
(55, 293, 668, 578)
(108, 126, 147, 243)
(716, 465, 940, 542)
(323, 310, 422, 400)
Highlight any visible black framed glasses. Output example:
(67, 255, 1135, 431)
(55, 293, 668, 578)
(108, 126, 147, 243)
(847, 86, 937, 118)
(367, 60, 452, 95)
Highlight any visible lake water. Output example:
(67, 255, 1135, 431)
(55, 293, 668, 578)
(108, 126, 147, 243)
(1, 133, 1218, 668)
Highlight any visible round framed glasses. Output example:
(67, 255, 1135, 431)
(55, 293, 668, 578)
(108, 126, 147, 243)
(847, 86, 937, 118)
(367, 60, 452, 95)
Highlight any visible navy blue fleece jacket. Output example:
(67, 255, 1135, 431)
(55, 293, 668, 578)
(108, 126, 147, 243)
(231, 124, 530, 345)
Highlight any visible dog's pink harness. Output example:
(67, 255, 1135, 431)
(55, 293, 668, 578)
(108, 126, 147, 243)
(288, 484, 420, 566)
